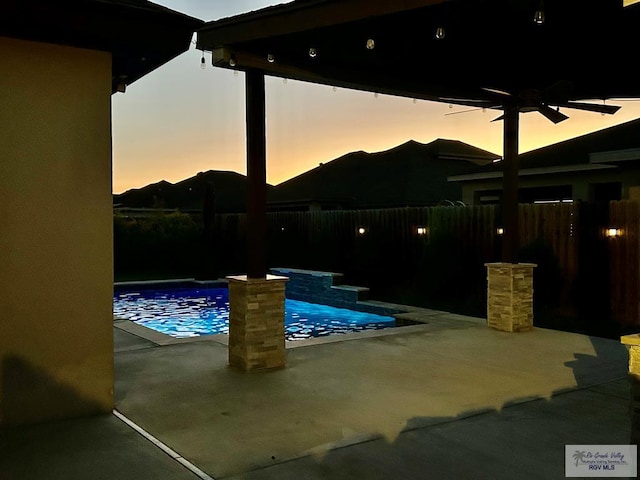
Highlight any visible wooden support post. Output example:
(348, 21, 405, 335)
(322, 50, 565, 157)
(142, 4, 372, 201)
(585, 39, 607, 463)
(502, 105, 519, 263)
(245, 70, 267, 279)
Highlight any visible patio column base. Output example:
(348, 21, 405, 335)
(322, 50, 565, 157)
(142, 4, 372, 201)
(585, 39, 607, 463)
(227, 274, 289, 372)
(620, 334, 640, 444)
(485, 262, 536, 332)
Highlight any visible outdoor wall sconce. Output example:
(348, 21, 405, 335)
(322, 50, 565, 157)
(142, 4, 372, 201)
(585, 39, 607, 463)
(605, 227, 622, 237)
(416, 226, 428, 236)
(357, 227, 367, 235)
(496, 227, 504, 235)
(533, 1, 545, 24)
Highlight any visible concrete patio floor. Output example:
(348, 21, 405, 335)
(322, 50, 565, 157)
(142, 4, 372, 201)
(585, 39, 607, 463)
(0, 310, 635, 479)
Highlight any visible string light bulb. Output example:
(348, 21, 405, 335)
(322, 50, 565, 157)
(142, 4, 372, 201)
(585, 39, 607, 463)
(366, 38, 375, 50)
(435, 26, 445, 40)
(229, 55, 237, 67)
(200, 51, 206, 69)
(267, 53, 275, 63)
(309, 47, 317, 58)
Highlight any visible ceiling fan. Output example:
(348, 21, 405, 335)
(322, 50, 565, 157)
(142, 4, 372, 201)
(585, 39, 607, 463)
(440, 81, 621, 124)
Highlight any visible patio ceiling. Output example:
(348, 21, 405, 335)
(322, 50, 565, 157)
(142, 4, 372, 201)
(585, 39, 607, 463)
(196, 0, 640, 120)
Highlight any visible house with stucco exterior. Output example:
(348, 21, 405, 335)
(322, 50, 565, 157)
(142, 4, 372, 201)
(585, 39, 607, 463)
(448, 118, 640, 206)
(0, 0, 202, 426)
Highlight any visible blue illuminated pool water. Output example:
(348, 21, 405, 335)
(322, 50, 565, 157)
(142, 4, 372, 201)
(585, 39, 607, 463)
(113, 287, 396, 341)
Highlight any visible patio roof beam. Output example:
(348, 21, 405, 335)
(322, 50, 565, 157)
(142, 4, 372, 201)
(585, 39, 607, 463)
(197, 0, 448, 48)
(210, 47, 476, 102)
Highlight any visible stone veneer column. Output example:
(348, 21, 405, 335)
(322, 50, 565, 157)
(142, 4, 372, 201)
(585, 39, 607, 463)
(485, 262, 537, 332)
(620, 334, 640, 444)
(227, 274, 289, 372)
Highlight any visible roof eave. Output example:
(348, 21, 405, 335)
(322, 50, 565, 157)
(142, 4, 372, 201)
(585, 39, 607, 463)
(196, 0, 448, 48)
(448, 163, 617, 182)
(0, 0, 204, 94)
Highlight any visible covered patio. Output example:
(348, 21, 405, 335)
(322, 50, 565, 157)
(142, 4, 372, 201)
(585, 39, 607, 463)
(0, 312, 632, 479)
(195, 0, 640, 368)
(2, 0, 640, 478)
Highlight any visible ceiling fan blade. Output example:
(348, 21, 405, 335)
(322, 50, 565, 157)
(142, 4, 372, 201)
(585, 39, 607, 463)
(481, 87, 512, 98)
(558, 101, 621, 115)
(438, 97, 498, 109)
(444, 108, 484, 116)
(537, 104, 569, 124)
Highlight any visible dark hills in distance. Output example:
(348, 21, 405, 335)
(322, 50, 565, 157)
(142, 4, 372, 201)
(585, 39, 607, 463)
(113, 139, 500, 213)
(113, 170, 265, 214)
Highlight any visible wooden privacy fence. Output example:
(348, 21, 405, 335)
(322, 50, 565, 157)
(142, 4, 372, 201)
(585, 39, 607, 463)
(202, 200, 640, 328)
(266, 206, 499, 275)
(516, 203, 580, 314)
(609, 200, 640, 327)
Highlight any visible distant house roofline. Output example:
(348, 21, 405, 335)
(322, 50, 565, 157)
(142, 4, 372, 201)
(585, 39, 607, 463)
(448, 163, 616, 182)
(590, 147, 640, 164)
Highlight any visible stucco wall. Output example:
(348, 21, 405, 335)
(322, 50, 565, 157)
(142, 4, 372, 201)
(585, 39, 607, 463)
(0, 37, 114, 425)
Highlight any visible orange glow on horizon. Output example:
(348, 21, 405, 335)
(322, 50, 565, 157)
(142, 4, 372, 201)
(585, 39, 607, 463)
(111, 7, 640, 195)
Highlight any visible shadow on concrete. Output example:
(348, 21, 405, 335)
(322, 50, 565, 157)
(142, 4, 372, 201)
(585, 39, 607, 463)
(0, 354, 200, 480)
(222, 335, 633, 480)
(1, 355, 110, 427)
(223, 384, 632, 480)
(0, 413, 201, 480)
(2, 327, 630, 480)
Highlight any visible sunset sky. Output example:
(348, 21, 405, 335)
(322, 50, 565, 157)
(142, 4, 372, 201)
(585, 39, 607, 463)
(110, 0, 640, 194)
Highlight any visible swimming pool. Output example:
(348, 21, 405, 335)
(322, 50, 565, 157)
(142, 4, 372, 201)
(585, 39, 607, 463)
(113, 286, 396, 340)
